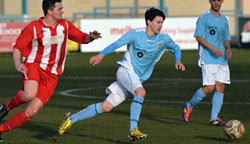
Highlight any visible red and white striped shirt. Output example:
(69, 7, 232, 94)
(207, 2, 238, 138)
(14, 17, 88, 75)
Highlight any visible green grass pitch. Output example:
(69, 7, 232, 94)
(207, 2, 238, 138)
(0, 48, 249, 144)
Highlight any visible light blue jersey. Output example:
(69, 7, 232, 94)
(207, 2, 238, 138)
(194, 11, 231, 66)
(101, 28, 181, 82)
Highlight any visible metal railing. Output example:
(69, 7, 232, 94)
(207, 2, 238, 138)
(73, 6, 168, 21)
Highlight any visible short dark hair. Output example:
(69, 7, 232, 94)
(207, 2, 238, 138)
(145, 7, 165, 25)
(42, 0, 62, 16)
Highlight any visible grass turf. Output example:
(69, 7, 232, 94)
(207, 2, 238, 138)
(0, 48, 249, 144)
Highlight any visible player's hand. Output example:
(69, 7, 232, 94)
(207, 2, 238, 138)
(15, 62, 27, 74)
(90, 30, 102, 39)
(175, 61, 185, 71)
(85, 30, 102, 43)
(89, 54, 104, 66)
(226, 48, 232, 60)
(211, 47, 223, 57)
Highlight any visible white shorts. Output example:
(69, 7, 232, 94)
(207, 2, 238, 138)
(106, 66, 143, 107)
(201, 64, 231, 86)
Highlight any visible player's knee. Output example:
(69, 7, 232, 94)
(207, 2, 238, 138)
(24, 108, 39, 118)
(101, 101, 114, 112)
(204, 85, 215, 94)
(134, 88, 146, 98)
(216, 82, 225, 93)
(23, 92, 36, 102)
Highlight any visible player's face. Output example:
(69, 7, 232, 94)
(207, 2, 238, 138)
(148, 16, 164, 34)
(210, 0, 223, 12)
(51, 2, 64, 21)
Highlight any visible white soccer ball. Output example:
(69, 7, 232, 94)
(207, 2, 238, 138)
(224, 120, 245, 140)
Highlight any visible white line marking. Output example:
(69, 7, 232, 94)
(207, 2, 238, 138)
(1, 75, 249, 105)
(58, 87, 250, 105)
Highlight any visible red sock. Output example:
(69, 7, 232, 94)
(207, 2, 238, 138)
(5, 90, 24, 111)
(0, 111, 30, 133)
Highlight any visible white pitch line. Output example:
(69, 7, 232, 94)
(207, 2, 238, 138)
(58, 87, 250, 105)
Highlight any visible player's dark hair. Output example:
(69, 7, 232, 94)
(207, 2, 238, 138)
(42, 0, 62, 16)
(145, 7, 165, 25)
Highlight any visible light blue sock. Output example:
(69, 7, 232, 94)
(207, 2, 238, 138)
(187, 88, 206, 109)
(71, 102, 103, 124)
(210, 92, 224, 121)
(130, 96, 144, 132)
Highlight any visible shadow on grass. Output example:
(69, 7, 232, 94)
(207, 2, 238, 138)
(19, 121, 60, 143)
(19, 121, 138, 144)
(194, 136, 232, 143)
(69, 133, 138, 144)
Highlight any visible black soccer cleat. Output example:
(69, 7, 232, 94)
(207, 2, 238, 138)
(0, 104, 9, 122)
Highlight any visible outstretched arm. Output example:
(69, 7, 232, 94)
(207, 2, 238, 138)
(89, 30, 134, 66)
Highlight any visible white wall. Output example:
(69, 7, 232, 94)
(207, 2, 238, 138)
(80, 17, 198, 53)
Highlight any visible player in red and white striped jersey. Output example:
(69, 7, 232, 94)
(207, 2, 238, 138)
(0, 0, 101, 141)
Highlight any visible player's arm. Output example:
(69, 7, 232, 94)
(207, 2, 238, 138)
(89, 42, 120, 66)
(224, 40, 232, 59)
(194, 16, 223, 57)
(196, 36, 223, 57)
(167, 37, 185, 71)
(89, 30, 134, 66)
(224, 19, 232, 60)
(67, 20, 101, 44)
(13, 48, 27, 74)
(12, 23, 34, 74)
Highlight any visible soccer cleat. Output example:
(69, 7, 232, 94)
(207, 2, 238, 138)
(209, 117, 225, 126)
(0, 132, 3, 143)
(58, 112, 72, 135)
(0, 104, 9, 122)
(128, 128, 147, 141)
(183, 102, 192, 123)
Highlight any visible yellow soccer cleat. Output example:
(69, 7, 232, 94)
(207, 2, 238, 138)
(128, 128, 147, 141)
(58, 112, 72, 135)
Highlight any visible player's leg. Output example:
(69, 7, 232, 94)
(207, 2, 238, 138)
(210, 65, 230, 126)
(58, 81, 129, 135)
(0, 90, 25, 121)
(0, 80, 39, 134)
(184, 64, 216, 123)
(130, 87, 145, 132)
(0, 63, 42, 122)
(58, 100, 104, 135)
(70, 102, 103, 124)
(129, 87, 147, 141)
(115, 66, 147, 140)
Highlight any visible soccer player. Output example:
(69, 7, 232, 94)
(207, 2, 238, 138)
(183, 0, 232, 126)
(0, 0, 101, 142)
(58, 7, 185, 141)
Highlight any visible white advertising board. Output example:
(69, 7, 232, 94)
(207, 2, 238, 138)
(80, 17, 198, 53)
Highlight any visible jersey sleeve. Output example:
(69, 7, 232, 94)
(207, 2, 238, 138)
(13, 22, 34, 56)
(100, 30, 134, 56)
(194, 16, 205, 38)
(166, 36, 181, 62)
(224, 18, 231, 41)
(67, 20, 88, 44)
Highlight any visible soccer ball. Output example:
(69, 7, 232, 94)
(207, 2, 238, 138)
(224, 120, 245, 140)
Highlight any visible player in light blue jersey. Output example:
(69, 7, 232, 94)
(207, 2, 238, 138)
(58, 7, 185, 141)
(183, 0, 232, 126)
